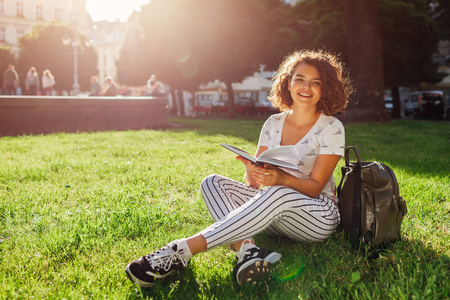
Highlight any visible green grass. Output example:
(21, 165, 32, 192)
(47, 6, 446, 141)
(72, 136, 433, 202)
(0, 117, 449, 299)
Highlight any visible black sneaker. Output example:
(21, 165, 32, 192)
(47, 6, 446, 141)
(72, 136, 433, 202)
(125, 240, 189, 288)
(233, 246, 282, 285)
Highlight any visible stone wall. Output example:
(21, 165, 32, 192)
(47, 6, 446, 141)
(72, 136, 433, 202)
(0, 96, 167, 137)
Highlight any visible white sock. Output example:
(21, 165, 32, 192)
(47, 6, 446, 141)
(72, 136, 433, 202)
(177, 238, 193, 261)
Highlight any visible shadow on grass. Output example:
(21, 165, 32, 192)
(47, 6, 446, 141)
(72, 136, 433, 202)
(167, 117, 450, 177)
(342, 120, 450, 177)
(123, 232, 449, 299)
(166, 116, 265, 144)
(125, 259, 280, 300)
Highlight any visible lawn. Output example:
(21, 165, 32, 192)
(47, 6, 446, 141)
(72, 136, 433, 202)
(0, 117, 449, 299)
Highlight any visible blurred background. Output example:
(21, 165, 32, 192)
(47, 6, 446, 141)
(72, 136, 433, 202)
(0, 0, 449, 121)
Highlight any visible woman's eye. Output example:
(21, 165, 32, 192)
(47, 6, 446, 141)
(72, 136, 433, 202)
(312, 81, 321, 86)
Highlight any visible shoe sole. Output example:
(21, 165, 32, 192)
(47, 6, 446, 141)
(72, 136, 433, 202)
(236, 252, 282, 285)
(125, 263, 155, 289)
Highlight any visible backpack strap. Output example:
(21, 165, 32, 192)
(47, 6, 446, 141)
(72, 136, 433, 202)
(345, 146, 362, 248)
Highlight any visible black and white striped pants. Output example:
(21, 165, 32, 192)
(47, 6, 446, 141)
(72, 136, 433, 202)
(199, 174, 340, 250)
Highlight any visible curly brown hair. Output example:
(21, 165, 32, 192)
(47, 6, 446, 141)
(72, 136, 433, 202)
(267, 50, 353, 115)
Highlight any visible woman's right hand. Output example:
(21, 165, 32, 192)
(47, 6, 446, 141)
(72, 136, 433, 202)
(236, 156, 260, 187)
(236, 155, 253, 169)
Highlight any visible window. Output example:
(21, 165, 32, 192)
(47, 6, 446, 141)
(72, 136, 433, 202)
(55, 8, 61, 21)
(36, 5, 43, 19)
(17, 1, 24, 17)
(0, 27, 5, 41)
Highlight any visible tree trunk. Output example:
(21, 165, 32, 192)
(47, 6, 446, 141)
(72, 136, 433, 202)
(343, 0, 388, 122)
(177, 89, 185, 116)
(170, 89, 178, 115)
(224, 79, 235, 118)
(390, 85, 401, 119)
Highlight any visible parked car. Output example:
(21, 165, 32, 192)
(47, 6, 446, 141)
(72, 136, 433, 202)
(445, 95, 450, 120)
(384, 96, 393, 116)
(404, 90, 444, 120)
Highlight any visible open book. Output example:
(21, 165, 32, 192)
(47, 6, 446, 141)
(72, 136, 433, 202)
(221, 143, 302, 173)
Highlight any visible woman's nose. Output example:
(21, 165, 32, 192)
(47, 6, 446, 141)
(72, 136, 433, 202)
(301, 81, 311, 89)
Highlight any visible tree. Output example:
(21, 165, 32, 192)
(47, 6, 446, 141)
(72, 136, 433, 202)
(380, 0, 442, 119)
(343, 0, 387, 122)
(289, 0, 386, 121)
(433, 0, 450, 41)
(0, 46, 16, 89)
(139, 0, 212, 115)
(118, 0, 280, 117)
(292, 0, 347, 57)
(17, 22, 97, 93)
(118, 0, 212, 114)
(293, 0, 442, 121)
(279, 0, 442, 122)
(258, 2, 305, 71)
(195, 0, 271, 117)
(117, 15, 149, 87)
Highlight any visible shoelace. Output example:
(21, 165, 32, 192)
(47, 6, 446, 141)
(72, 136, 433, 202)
(237, 238, 257, 263)
(147, 244, 188, 272)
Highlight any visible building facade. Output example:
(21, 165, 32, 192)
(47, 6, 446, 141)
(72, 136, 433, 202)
(88, 20, 126, 84)
(0, 0, 89, 52)
(0, 0, 126, 87)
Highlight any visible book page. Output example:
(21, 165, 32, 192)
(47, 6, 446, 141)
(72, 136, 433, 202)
(221, 143, 302, 173)
(258, 145, 299, 166)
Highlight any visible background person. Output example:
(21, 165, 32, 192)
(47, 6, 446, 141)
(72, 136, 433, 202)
(103, 76, 117, 96)
(42, 69, 56, 95)
(3, 64, 19, 95)
(125, 50, 353, 288)
(145, 75, 166, 97)
(89, 76, 101, 96)
(25, 67, 40, 95)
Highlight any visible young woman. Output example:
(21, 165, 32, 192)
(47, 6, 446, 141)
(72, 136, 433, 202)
(25, 67, 40, 96)
(125, 50, 352, 287)
(42, 69, 55, 96)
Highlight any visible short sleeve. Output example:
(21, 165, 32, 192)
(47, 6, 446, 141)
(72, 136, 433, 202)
(257, 116, 273, 147)
(318, 119, 345, 156)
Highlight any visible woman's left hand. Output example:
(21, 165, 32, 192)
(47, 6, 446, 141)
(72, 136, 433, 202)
(253, 164, 283, 187)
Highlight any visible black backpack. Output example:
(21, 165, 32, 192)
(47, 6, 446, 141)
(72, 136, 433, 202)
(337, 146, 408, 249)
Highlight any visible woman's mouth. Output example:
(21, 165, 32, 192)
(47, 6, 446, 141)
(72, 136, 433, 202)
(298, 92, 312, 98)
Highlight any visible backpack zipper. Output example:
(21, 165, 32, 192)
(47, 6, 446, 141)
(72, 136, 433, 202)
(385, 164, 400, 209)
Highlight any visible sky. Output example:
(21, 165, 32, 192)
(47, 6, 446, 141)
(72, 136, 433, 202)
(86, 0, 150, 22)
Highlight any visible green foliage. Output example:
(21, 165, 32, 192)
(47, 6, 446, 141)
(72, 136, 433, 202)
(16, 22, 98, 93)
(289, 0, 443, 88)
(433, 0, 450, 40)
(116, 18, 148, 86)
(0, 118, 449, 299)
(117, 0, 283, 93)
(379, 0, 443, 86)
(292, 0, 347, 57)
(118, 0, 446, 121)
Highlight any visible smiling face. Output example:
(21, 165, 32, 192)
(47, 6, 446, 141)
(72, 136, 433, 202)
(288, 63, 322, 111)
